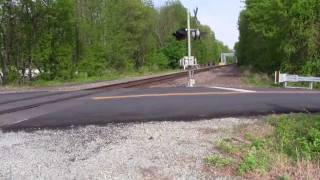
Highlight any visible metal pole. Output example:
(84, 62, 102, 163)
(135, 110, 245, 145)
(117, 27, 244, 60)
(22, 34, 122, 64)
(187, 10, 191, 58)
(187, 10, 194, 87)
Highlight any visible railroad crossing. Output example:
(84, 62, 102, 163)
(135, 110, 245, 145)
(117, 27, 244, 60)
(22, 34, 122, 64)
(1, 65, 320, 130)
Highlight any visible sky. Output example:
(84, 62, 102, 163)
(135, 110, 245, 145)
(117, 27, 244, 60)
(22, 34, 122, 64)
(154, 0, 244, 49)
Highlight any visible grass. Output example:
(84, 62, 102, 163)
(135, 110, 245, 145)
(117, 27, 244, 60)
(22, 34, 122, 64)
(1, 68, 179, 89)
(204, 113, 320, 179)
(217, 139, 240, 154)
(204, 155, 234, 167)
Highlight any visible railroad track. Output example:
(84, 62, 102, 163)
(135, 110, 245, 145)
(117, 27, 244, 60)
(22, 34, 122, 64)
(0, 65, 231, 115)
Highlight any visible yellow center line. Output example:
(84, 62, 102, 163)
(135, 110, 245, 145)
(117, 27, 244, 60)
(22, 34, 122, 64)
(92, 90, 320, 101)
(93, 92, 241, 100)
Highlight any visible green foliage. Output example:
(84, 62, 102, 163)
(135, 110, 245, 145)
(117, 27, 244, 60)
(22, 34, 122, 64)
(7, 67, 21, 84)
(148, 52, 170, 70)
(162, 39, 186, 69)
(302, 58, 320, 77)
(0, 0, 231, 85)
(268, 114, 320, 161)
(204, 155, 234, 167)
(236, 0, 320, 75)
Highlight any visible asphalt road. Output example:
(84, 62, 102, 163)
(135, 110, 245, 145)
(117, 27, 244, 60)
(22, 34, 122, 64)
(1, 86, 320, 130)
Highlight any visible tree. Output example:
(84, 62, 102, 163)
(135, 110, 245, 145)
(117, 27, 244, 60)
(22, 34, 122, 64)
(236, 0, 320, 75)
(0, 0, 230, 85)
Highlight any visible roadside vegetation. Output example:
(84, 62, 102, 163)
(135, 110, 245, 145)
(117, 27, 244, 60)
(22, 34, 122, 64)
(236, 0, 320, 77)
(240, 67, 320, 89)
(0, 0, 230, 86)
(1, 67, 179, 88)
(205, 114, 320, 179)
(240, 67, 275, 88)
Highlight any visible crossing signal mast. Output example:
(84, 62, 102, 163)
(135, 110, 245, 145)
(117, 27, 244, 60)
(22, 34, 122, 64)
(173, 8, 201, 87)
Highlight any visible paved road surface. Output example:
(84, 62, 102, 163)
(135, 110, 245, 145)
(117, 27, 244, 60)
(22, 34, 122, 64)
(0, 86, 319, 130)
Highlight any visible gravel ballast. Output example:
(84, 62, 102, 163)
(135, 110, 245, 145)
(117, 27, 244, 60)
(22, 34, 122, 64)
(0, 118, 258, 180)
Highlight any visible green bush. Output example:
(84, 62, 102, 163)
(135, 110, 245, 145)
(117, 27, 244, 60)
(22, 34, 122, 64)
(268, 114, 320, 161)
(238, 146, 269, 175)
(238, 135, 269, 175)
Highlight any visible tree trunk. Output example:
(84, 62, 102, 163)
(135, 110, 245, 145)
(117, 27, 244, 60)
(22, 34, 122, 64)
(1, 0, 13, 85)
(28, 54, 32, 80)
(73, 0, 82, 77)
(1, 34, 9, 85)
(0, 52, 8, 85)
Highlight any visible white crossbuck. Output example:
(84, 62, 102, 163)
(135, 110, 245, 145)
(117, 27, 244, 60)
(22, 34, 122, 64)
(276, 72, 320, 89)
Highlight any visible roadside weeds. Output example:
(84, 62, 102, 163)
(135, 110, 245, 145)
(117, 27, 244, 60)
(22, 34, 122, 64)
(240, 68, 275, 88)
(204, 113, 320, 179)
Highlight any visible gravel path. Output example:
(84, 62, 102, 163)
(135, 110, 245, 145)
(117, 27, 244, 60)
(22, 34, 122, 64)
(0, 118, 257, 180)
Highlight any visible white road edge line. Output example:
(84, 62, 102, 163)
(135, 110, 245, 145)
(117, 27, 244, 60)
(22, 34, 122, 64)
(207, 86, 256, 93)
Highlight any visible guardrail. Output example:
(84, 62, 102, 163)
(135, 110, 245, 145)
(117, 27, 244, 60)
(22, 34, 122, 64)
(275, 71, 320, 89)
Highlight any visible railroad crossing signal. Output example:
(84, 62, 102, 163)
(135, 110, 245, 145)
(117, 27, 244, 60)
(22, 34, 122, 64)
(192, 29, 201, 40)
(173, 8, 201, 87)
(173, 28, 201, 40)
(175, 8, 200, 87)
(173, 28, 188, 40)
